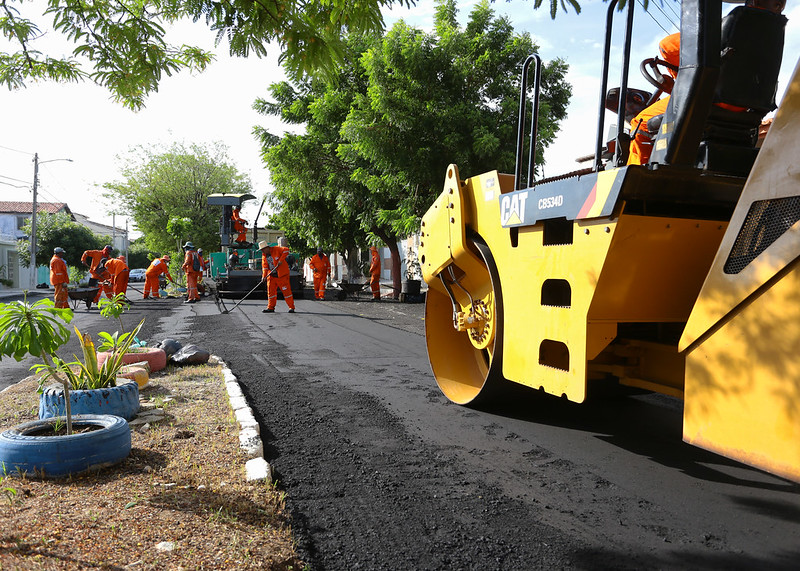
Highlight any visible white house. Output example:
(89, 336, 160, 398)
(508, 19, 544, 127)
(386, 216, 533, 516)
(0, 201, 128, 288)
(0, 201, 72, 288)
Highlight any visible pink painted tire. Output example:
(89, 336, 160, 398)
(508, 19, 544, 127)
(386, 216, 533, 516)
(97, 348, 167, 372)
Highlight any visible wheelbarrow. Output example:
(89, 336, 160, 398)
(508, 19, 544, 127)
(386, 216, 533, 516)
(331, 280, 371, 301)
(67, 287, 99, 310)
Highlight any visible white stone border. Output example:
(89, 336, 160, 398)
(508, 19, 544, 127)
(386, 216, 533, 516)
(212, 355, 272, 482)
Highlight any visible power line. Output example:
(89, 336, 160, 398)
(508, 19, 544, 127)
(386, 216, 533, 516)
(0, 144, 33, 155)
(637, 0, 677, 35)
(649, 0, 680, 32)
(0, 180, 30, 189)
(663, 0, 681, 23)
(0, 173, 31, 185)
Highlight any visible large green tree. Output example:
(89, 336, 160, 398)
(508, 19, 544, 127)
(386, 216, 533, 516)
(0, 0, 601, 110)
(17, 211, 102, 268)
(341, 0, 570, 236)
(256, 0, 571, 293)
(1, 0, 414, 109)
(103, 141, 252, 254)
(255, 48, 375, 276)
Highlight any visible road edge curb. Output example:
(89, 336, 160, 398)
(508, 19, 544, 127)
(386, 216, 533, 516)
(212, 354, 272, 483)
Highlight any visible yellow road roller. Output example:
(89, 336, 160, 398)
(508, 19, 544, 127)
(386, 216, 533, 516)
(420, 0, 800, 482)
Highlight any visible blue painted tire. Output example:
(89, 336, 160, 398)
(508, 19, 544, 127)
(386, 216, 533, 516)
(39, 382, 140, 421)
(0, 414, 131, 478)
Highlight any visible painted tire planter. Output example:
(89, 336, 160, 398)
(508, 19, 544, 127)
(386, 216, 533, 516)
(0, 414, 131, 478)
(97, 347, 167, 372)
(39, 381, 140, 421)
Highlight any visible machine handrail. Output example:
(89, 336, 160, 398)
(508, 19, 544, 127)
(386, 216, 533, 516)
(595, 0, 636, 171)
(514, 53, 542, 190)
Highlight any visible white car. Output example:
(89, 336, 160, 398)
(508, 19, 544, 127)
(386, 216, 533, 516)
(129, 268, 146, 282)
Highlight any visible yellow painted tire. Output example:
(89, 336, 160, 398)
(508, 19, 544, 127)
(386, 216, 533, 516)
(424, 238, 503, 405)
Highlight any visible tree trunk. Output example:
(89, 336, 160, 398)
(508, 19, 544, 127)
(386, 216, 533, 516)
(344, 246, 361, 279)
(373, 227, 400, 300)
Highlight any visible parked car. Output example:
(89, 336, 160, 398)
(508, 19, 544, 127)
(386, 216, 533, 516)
(129, 268, 146, 282)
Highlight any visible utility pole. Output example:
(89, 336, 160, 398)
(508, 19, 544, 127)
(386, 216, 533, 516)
(29, 154, 73, 290)
(30, 153, 39, 290)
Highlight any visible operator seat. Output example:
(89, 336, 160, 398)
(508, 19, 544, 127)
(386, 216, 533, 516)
(698, 6, 787, 172)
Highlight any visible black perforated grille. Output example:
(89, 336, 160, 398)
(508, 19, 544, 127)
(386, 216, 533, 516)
(724, 197, 800, 274)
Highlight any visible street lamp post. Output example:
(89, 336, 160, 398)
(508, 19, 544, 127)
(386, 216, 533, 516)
(30, 154, 72, 290)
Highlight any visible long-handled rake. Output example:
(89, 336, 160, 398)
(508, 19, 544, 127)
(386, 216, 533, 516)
(219, 278, 265, 314)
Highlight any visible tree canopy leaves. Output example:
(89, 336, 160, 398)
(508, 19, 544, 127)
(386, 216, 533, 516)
(103, 141, 252, 254)
(1, 0, 414, 109)
(17, 211, 103, 268)
(256, 0, 571, 290)
(0, 0, 606, 109)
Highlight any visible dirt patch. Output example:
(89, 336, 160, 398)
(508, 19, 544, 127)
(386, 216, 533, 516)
(0, 364, 303, 570)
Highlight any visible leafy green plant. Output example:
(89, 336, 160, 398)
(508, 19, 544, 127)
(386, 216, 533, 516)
(96, 330, 137, 354)
(68, 266, 85, 287)
(98, 293, 130, 333)
(2, 484, 18, 505)
(0, 296, 75, 433)
(50, 416, 66, 434)
(33, 319, 145, 391)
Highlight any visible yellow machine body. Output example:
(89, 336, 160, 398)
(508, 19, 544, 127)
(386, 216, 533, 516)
(680, 60, 800, 482)
(420, 59, 800, 481)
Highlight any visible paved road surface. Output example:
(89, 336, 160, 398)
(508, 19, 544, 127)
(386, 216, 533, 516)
(3, 290, 799, 569)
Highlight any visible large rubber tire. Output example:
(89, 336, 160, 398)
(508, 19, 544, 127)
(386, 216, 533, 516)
(0, 414, 131, 478)
(425, 238, 504, 405)
(39, 382, 140, 421)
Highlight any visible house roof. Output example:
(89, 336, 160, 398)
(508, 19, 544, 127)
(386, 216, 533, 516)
(72, 212, 127, 236)
(0, 201, 72, 216)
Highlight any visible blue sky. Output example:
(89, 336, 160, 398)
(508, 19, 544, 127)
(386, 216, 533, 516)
(1, 0, 798, 233)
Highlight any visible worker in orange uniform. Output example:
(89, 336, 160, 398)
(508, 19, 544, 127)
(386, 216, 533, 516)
(197, 249, 210, 272)
(231, 206, 248, 244)
(260, 237, 295, 313)
(181, 241, 202, 304)
(627, 33, 680, 165)
(628, 0, 786, 165)
(49, 247, 69, 309)
(143, 254, 173, 299)
(197, 248, 210, 296)
(369, 246, 381, 301)
(104, 255, 130, 298)
(308, 247, 331, 300)
(81, 244, 112, 304)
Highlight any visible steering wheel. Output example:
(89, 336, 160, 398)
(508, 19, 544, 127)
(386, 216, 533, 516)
(640, 57, 678, 105)
(641, 57, 678, 90)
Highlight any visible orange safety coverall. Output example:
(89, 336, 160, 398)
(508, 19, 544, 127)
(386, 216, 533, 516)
(94, 264, 114, 303)
(308, 253, 331, 300)
(628, 33, 680, 165)
(369, 247, 381, 299)
(49, 254, 69, 309)
(231, 208, 248, 243)
(81, 248, 110, 280)
(182, 250, 202, 301)
(196, 254, 209, 294)
(262, 246, 295, 310)
(105, 258, 130, 296)
(144, 258, 173, 298)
